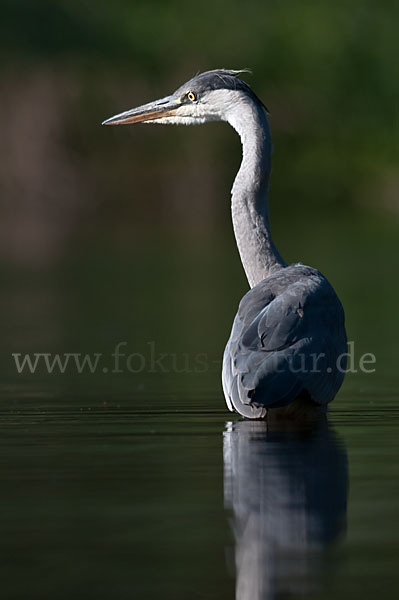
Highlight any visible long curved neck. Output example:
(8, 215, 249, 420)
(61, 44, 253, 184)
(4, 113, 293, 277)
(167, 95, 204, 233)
(227, 100, 286, 288)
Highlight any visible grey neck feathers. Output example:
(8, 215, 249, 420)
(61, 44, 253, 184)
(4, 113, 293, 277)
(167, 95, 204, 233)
(227, 98, 286, 288)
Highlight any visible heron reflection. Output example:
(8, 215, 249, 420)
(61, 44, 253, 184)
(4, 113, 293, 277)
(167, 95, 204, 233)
(223, 417, 348, 599)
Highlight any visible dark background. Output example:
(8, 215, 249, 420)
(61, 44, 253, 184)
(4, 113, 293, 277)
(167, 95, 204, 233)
(1, 0, 398, 392)
(0, 4, 399, 599)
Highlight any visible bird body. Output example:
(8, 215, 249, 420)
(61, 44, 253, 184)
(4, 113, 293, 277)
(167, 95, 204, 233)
(222, 264, 346, 419)
(103, 69, 347, 418)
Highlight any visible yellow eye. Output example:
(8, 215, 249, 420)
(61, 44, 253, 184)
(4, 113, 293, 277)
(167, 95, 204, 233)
(187, 91, 197, 102)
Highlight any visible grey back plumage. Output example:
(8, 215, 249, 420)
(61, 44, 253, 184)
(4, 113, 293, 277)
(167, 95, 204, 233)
(222, 265, 347, 417)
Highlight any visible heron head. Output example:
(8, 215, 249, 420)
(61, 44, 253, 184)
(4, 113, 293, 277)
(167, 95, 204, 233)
(102, 69, 267, 127)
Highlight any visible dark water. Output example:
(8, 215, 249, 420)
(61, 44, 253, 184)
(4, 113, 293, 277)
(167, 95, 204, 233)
(1, 390, 398, 599)
(1, 230, 399, 599)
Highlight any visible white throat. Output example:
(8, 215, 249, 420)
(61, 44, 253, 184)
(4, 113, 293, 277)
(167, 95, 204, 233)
(224, 93, 286, 287)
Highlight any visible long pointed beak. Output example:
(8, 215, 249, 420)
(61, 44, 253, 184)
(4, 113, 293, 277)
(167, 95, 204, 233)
(102, 95, 180, 126)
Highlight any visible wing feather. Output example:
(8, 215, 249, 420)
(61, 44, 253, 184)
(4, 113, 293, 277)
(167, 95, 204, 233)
(222, 265, 347, 415)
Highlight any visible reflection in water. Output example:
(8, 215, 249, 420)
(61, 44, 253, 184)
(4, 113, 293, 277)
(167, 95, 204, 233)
(223, 417, 348, 599)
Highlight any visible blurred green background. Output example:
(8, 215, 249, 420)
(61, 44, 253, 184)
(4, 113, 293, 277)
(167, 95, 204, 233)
(0, 0, 398, 393)
(0, 4, 399, 599)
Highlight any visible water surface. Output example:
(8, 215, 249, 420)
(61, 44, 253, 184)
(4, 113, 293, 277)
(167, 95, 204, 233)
(1, 235, 398, 599)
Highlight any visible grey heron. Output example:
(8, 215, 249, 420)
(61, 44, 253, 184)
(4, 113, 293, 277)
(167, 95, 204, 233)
(103, 69, 347, 419)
